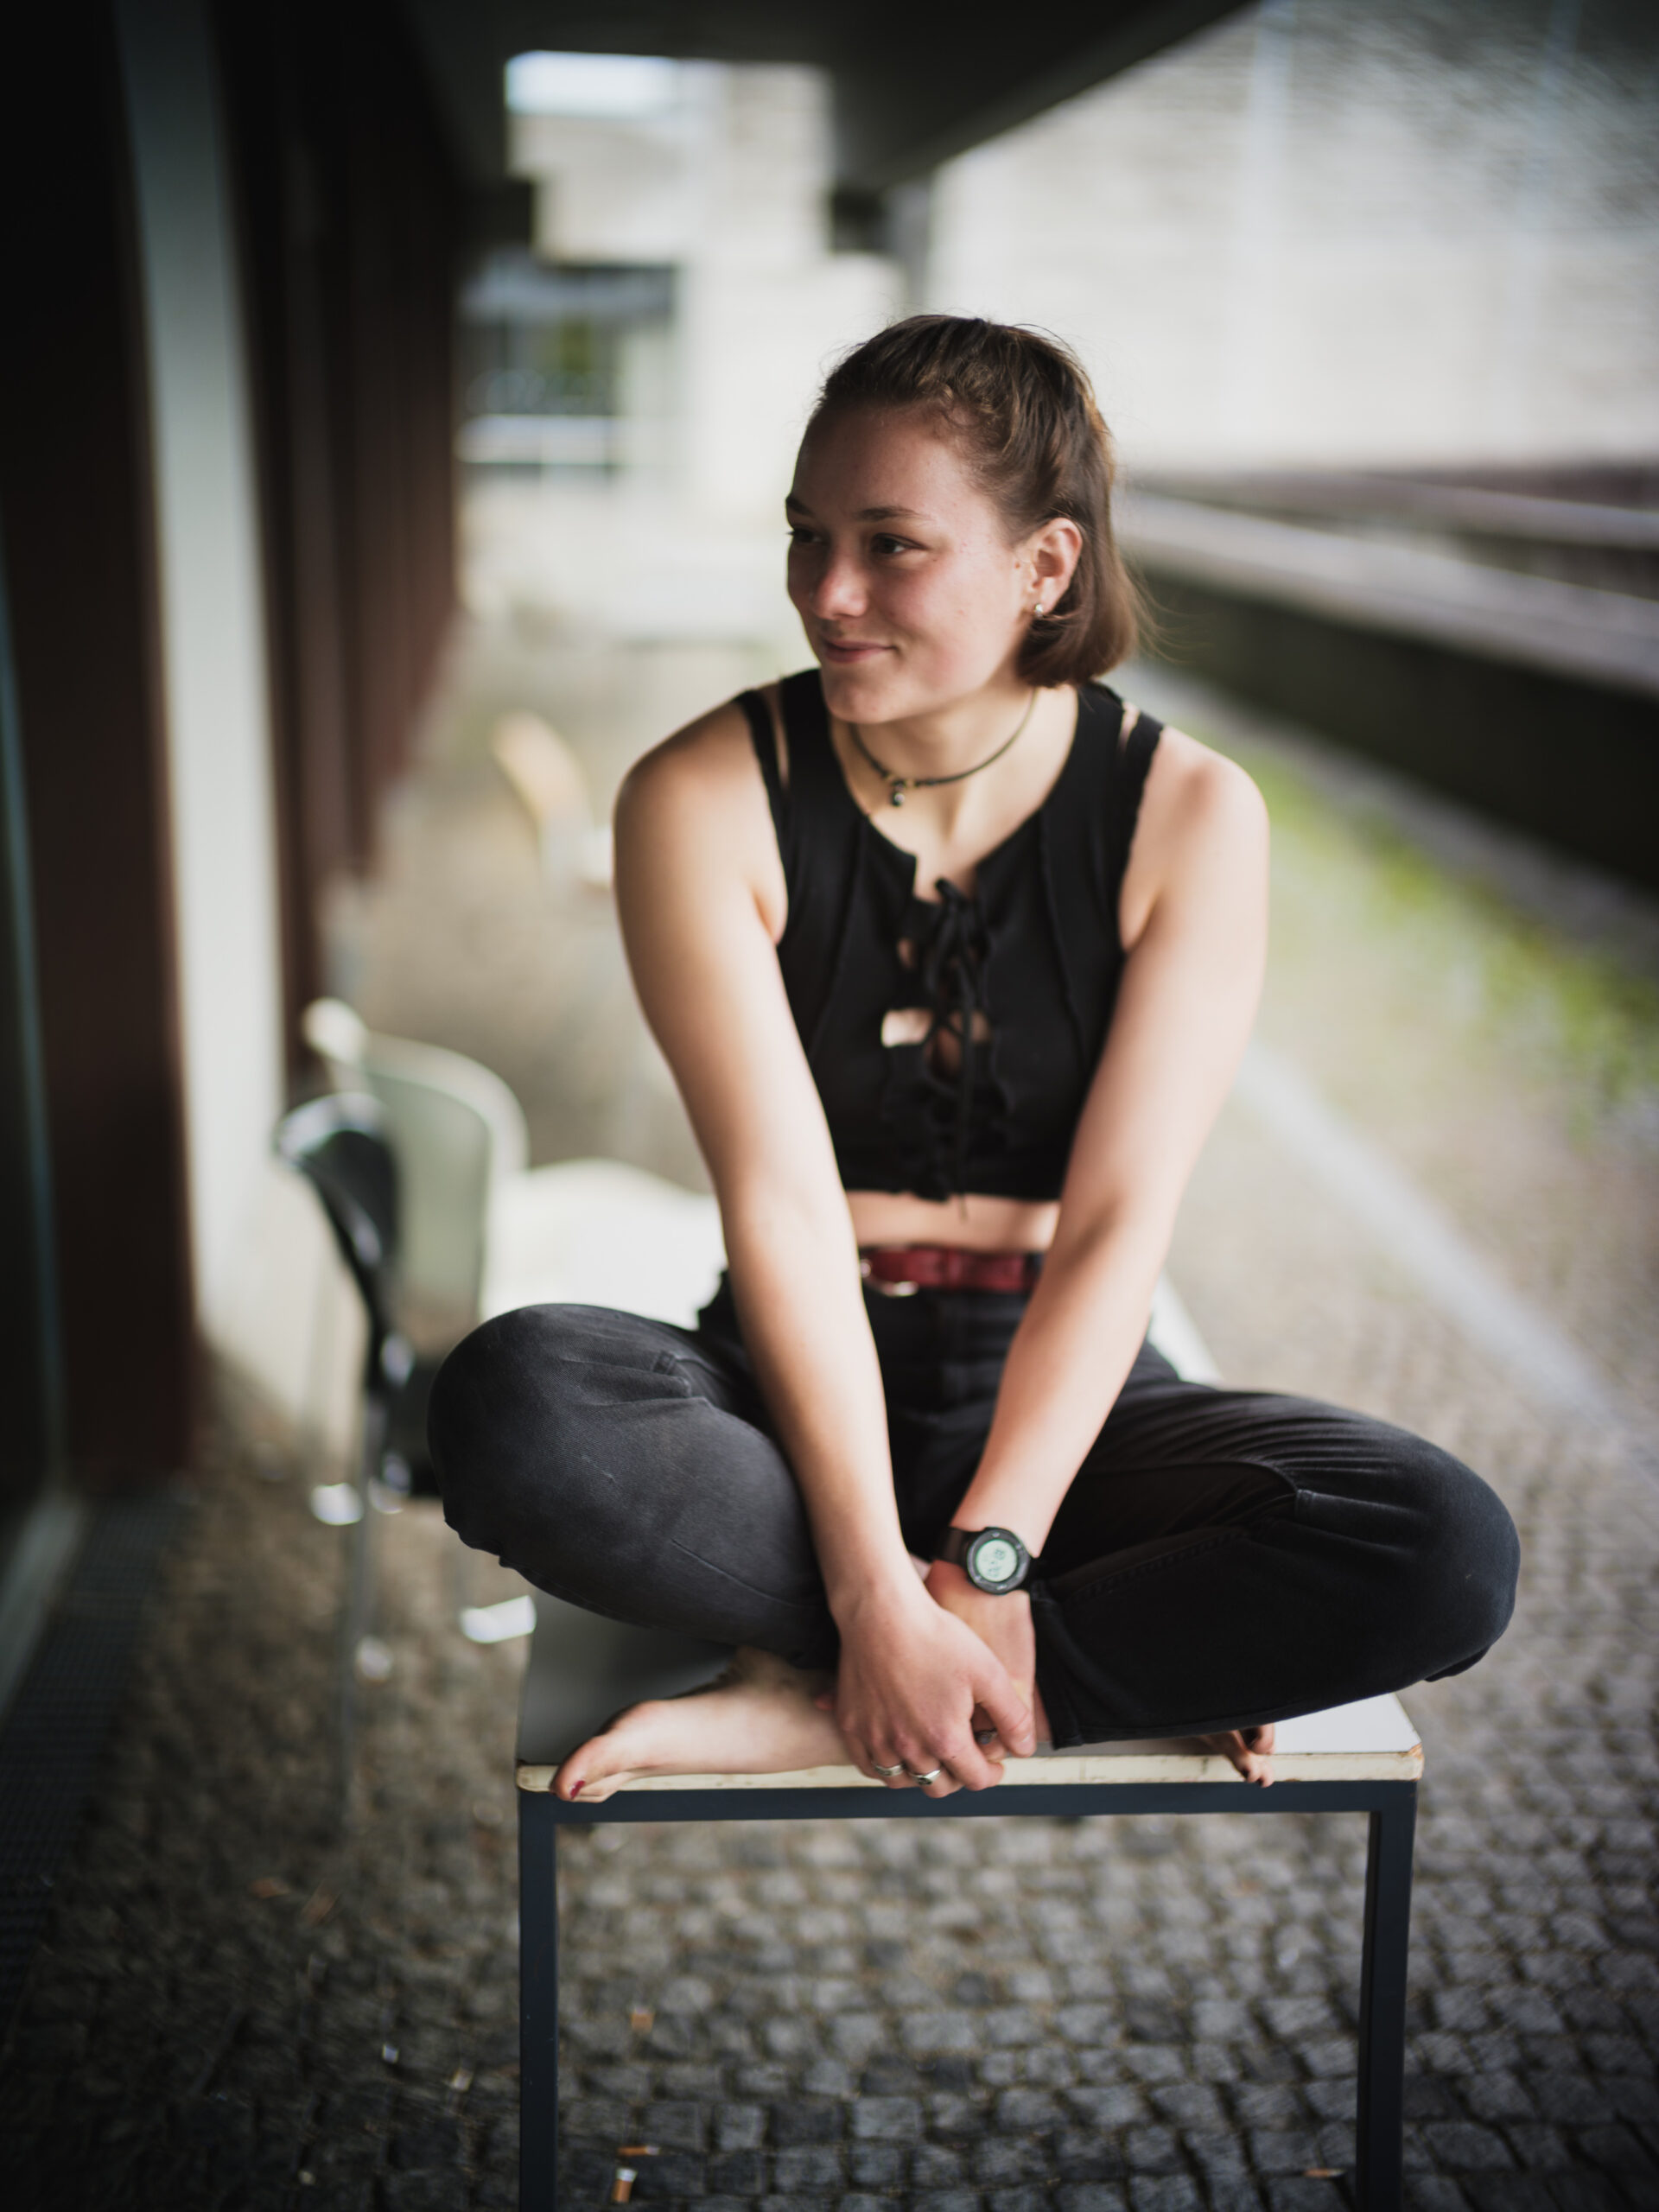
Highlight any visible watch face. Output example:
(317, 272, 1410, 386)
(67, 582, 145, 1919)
(972, 1535, 1021, 1587)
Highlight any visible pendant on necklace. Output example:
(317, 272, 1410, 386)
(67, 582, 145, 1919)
(889, 786, 906, 807)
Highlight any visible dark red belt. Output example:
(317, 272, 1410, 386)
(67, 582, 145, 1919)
(859, 1245, 1044, 1295)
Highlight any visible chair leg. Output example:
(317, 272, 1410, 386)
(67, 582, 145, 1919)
(338, 1391, 387, 1829)
(1356, 1790, 1417, 2212)
(519, 1793, 560, 2212)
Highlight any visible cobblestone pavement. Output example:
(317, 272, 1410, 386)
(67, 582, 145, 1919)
(4, 622, 1657, 2210)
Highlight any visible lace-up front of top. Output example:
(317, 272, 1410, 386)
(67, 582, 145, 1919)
(740, 671, 1162, 1204)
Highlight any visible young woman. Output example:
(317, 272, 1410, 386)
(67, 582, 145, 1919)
(430, 317, 1518, 1802)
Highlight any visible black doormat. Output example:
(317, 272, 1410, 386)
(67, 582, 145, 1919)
(0, 1492, 187, 2035)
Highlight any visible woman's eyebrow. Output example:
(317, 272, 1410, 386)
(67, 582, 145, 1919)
(782, 497, 934, 523)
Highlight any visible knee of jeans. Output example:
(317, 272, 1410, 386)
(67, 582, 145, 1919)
(1413, 1446, 1521, 1662)
(426, 1304, 594, 1530)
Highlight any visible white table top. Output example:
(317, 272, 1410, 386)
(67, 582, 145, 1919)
(516, 1594, 1421, 1793)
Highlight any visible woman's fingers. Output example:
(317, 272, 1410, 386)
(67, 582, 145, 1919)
(969, 1658, 1037, 1763)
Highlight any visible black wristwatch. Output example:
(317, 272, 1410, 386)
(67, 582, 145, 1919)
(935, 1525, 1033, 1593)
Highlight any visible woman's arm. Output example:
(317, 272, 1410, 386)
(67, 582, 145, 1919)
(925, 733, 1269, 1691)
(616, 703, 1031, 1788)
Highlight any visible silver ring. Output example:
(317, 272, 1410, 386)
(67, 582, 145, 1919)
(907, 1767, 943, 1785)
(871, 1762, 906, 1778)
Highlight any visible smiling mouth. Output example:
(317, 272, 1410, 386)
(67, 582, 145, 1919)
(818, 636, 891, 656)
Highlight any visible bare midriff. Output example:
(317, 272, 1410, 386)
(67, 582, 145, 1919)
(846, 1189, 1060, 1255)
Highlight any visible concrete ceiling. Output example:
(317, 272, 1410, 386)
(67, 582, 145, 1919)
(402, 0, 1245, 201)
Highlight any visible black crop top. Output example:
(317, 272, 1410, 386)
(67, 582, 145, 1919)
(740, 671, 1161, 1204)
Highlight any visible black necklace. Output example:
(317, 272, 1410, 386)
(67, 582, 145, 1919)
(848, 690, 1038, 807)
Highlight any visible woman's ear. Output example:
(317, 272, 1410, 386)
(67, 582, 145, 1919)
(1029, 516, 1083, 605)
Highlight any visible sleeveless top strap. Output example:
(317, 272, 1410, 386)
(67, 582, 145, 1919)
(1110, 707, 1163, 891)
(739, 687, 785, 833)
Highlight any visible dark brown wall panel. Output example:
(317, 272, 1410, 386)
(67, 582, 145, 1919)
(0, 5, 196, 1478)
(215, 0, 460, 1072)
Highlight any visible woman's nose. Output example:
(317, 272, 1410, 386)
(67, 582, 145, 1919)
(804, 550, 868, 620)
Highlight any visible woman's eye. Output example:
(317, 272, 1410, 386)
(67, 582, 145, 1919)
(871, 535, 915, 557)
(786, 526, 817, 548)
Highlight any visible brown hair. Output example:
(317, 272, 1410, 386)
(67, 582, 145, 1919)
(809, 315, 1144, 686)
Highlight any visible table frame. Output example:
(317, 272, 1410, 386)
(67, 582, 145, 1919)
(518, 1773, 1417, 2212)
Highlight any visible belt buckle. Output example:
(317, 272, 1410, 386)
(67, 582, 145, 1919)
(860, 1256, 921, 1297)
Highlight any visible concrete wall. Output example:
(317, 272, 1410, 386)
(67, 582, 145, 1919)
(927, 0, 1659, 471)
(116, 0, 284, 1345)
(511, 65, 901, 521)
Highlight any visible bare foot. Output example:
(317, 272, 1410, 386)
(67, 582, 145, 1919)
(554, 1648, 847, 1802)
(1200, 1724, 1275, 1786)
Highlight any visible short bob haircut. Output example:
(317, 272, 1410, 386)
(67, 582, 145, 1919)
(808, 315, 1145, 689)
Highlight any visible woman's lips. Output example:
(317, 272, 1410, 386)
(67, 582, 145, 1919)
(818, 638, 891, 662)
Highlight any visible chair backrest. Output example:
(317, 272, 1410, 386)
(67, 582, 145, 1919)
(275, 1093, 399, 1363)
(302, 1000, 530, 1349)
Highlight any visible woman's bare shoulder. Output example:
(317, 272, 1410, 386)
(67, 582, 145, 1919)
(620, 690, 769, 815)
(1145, 721, 1266, 836)
(615, 687, 785, 926)
(1121, 717, 1267, 941)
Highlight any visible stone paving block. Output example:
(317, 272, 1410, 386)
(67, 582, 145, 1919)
(1405, 2075, 1466, 2119)
(907, 2191, 982, 2212)
(1263, 2184, 1347, 2212)
(773, 2145, 846, 2190)
(1248, 2130, 1322, 2176)
(972, 2136, 1051, 2186)
(1054, 2126, 1129, 2182)
(1124, 2048, 1188, 2086)
(1230, 2086, 1310, 2128)
(848, 2142, 906, 2187)
(1460, 2180, 1559, 2212)
(1464, 2074, 1536, 2123)
(1054, 2188, 1129, 2212)
(634, 2149, 707, 2196)
(1605, 2079, 1659, 2124)
(994, 2088, 1065, 2131)
(849, 2096, 921, 2143)
(1152, 2084, 1229, 2131)
(1529, 2075, 1618, 2126)
(1127, 2177, 1203, 2212)
(1577, 2124, 1657, 2173)
(1304, 2079, 1357, 2122)
(1422, 2123, 1519, 2171)
(1206, 2186, 1267, 2212)
(709, 2150, 768, 2194)
(771, 2102, 843, 2147)
(928, 2094, 988, 2139)
(1544, 2177, 1627, 2212)
(1069, 2086, 1153, 2129)
(904, 2012, 981, 2056)
(1124, 2126, 1185, 2176)
(1403, 2179, 1471, 2211)
(1183, 2128, 1252, 2181)
(643, 2097, 709, 2148)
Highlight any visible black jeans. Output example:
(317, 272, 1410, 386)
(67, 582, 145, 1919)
(429, 1277, 1519, 1746)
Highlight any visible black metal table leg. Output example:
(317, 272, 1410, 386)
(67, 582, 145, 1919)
(1356, 1787, 1418, 2211)
(519, 1793, 560, 2212)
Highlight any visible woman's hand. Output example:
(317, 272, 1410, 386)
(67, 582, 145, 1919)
(923, 1560, 1047, 1753)
(820, 1577, 1035, 1795)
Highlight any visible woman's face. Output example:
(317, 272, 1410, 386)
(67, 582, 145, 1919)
(785, 405, 1051, 727)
